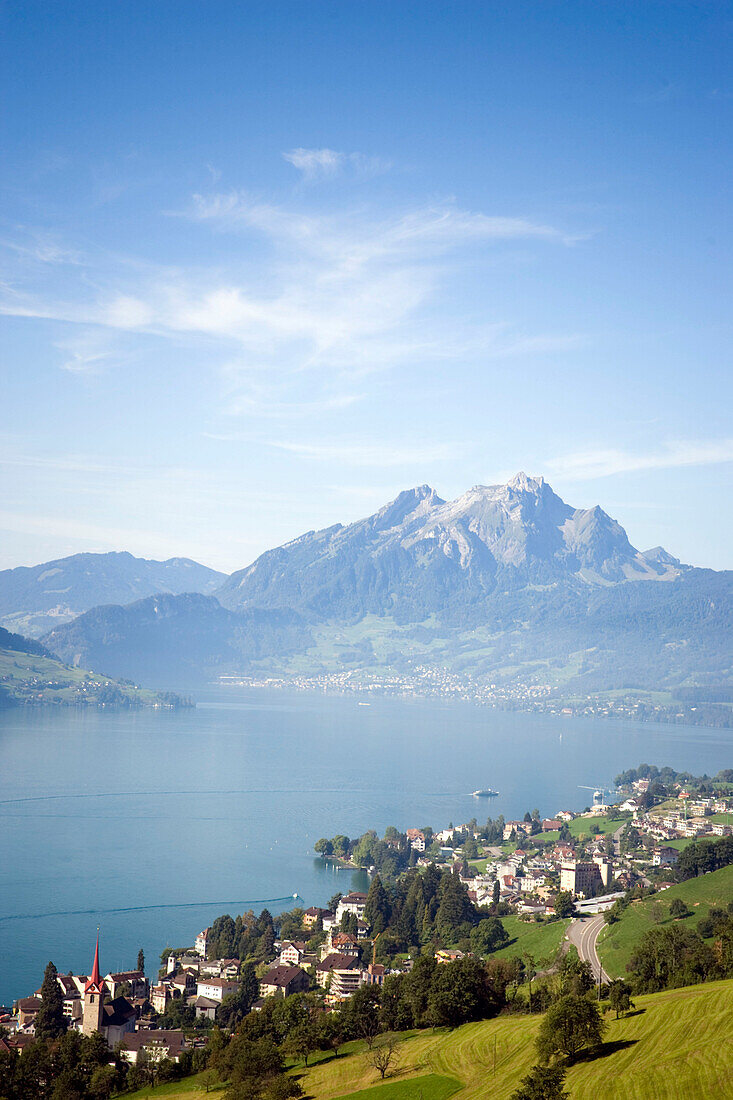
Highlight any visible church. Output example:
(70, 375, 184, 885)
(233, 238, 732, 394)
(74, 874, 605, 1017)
(78, 937, 137, 1046)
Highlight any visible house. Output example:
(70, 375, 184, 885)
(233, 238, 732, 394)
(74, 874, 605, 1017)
(335, 892, 368, 922)
(191, 995, 220, 1021)
(279, 941, 309, 966)
(303, 907, 332, 929)
(406, 829, 426, 852)
(542, 819, 562, 832)
(120, 1030, 188, 1065)
(104, 970, 149, 1000)
(195, 928, 210, 957)
(195, 977, 239, 1003)
(652, 846, 680, 867)
(555, 811, 575, 822)
(363, 963, 385, 986)
(329, 932, 359, 955)
(170, 969, 198, 998)
(259, 965, 310, 999)
(151, 984, 171, 1014)
(15, 997, 41, 1030)
(435, 950, 464, 964)
(316, 952, 362, 994)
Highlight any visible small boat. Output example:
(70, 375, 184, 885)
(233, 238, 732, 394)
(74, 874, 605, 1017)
(358, 701, 371, 706)
(472, 788, 499, 797)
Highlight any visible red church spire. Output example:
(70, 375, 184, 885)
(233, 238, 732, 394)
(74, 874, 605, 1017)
(84, 933, 105, 993)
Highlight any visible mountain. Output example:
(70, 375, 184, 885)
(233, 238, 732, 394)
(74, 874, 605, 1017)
(217, 473, 681, 622)
(0, 551, 226, 637)
(0, 625, 188, 709)
(43, 593, 311, 687)
(38, 476, 731, 712)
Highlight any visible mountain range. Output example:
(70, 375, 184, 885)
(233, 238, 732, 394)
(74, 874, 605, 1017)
(29, 474, 730, 712)
(0, 551, 225, 637)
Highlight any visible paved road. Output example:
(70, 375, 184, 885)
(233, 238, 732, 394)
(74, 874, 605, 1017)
(566, 914, 609, 984)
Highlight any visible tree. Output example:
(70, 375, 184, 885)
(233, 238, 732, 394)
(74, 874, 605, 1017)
(369, 1036, 400, 1080)
(36, 961, 66, 1041)
(137, 948, 145, 973)
(492, 880, 501, 908)
(558, 953, 593, 997)
(511, 1063, 570, 1100)
(670, 898, 691, 919)
(470, 917, 509, 956)
(427, 957, 499, 1028)
(314, 838, 334, 857)
(365, 875, 392, 934)
(283, 1021, 318, 1067)
(607, 979, 635, 1019)
(347, 985, 382, 1048)
(464, 836, 479, 860)
(554, 891, 574, 919)
(535, 995, 606, 1063)
(435, 873, 475, 940)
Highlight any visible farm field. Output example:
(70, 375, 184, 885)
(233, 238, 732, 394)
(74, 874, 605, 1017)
(598, 864, 733, 978)
(125, 979, 733, 1100)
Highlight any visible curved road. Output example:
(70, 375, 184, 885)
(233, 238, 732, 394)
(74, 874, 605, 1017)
(566, 914, 609, 984)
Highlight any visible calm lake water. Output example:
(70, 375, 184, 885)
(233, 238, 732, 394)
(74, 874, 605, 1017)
(1, 687, 732, 1004)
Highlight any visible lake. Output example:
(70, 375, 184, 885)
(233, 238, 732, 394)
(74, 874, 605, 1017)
(1, 686, 732, 1004)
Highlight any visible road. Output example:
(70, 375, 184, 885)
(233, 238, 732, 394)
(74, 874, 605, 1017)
(566, 914, 609, 984)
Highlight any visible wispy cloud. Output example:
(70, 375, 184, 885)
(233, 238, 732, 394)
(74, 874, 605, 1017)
(0, 230, 84, 267)
(0, 175, 579, 415)
(546, 439, 733, 480)
(269, 440, 458, 466)
(283, 147, 390, 181)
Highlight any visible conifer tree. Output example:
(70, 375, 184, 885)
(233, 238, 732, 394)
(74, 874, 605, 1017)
(35, 960, 66, 1040)
(364, 875, 391, 934)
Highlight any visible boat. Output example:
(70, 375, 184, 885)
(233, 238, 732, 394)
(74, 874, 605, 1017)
(472, 788, 499, 797)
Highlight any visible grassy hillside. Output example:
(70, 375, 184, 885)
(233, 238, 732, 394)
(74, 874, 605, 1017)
(124, 979, 733, 1100)
(489, 915, 569, 965)
(598, 864, 733, 979)
(0, 640, 184, 708)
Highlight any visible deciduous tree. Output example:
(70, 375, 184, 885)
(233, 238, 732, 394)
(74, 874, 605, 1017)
(535, 995, 605, 1063)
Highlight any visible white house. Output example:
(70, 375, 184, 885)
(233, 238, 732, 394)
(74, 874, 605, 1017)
(195, 977, 239, 1003)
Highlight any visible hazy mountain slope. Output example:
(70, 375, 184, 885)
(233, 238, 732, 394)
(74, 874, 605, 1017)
(0, 626, 185, 709)
(43, 593, 312, 687)
(0, 551, 226, 636)
(35, 475, 729, 709)
(217, 473, 679, 622)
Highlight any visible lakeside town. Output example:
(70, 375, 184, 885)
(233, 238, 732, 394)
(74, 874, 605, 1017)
(218, 668, 730, 729)
(2, 763, 731, 1087)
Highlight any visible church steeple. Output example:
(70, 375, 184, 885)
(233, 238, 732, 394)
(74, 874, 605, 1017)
(84, 933, 104, 994)
(82, 933, 106, 1036)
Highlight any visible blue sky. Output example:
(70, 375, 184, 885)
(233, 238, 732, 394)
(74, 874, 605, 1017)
(2, 0, 731, 571)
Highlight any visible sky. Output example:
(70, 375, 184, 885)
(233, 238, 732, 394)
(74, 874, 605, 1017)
(1, 0, 731, 572)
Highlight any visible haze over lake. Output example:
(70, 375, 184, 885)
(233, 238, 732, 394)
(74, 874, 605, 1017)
(2, 688, 731, 1004)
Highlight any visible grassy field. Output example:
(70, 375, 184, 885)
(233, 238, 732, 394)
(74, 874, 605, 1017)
(598, 864, 733, 978)
(123, 979, 733, 1100)
(568, 815, 626, 839)
(489, 916, 569, 965)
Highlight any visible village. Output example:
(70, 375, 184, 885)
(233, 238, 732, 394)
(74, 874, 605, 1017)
(2, 773, 731, 1073)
